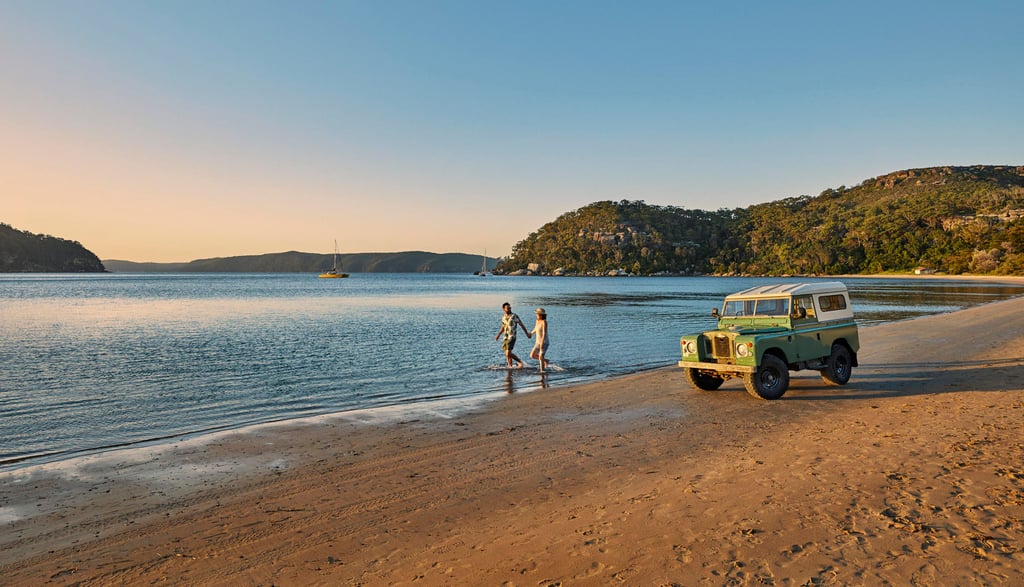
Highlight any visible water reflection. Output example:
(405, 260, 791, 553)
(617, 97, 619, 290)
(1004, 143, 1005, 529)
(845, 279, 1024, 326)
(501, 367, 553, 394)
(537, 291, 724, 307)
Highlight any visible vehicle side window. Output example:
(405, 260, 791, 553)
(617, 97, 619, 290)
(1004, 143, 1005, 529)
(792, 295, 815, 320)
(817, 294, 848, 312)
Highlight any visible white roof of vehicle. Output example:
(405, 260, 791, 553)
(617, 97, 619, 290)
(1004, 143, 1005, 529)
(726, 281, 849, 299)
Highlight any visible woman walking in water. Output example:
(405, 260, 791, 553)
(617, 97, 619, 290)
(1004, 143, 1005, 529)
(530, 307, 549, 372)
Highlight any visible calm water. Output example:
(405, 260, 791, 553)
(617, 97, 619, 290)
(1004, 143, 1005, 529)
(2, 273, 1022, 471)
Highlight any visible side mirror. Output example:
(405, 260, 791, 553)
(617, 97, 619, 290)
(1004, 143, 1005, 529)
(711, 308, 719, 318)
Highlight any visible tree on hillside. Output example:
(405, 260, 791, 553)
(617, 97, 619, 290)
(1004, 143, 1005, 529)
(498, 166, 1024, 276)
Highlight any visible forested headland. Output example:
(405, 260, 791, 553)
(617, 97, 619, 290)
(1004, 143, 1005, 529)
(496, 165, 1024, 276)
(0, 223, 105, 272)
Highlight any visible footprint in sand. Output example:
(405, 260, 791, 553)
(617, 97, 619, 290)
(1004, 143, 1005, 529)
(673, 543, 693, 563)
(778, 541, 815, 566)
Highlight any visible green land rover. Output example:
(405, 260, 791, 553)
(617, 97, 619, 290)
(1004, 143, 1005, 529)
(678, 282, 860, 400)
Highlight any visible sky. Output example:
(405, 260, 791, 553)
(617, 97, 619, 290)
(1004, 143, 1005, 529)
(2, 1, 1022, 262)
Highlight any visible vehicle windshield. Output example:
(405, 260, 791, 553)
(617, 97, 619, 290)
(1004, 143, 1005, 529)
(722, 297, 790, 317)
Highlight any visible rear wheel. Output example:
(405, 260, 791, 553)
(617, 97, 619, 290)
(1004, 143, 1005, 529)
(744, 354, 790, 400)
(821, 344, 853, 386)
(684, 368, 724, 391)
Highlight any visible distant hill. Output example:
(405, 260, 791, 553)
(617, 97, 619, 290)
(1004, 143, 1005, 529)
(497, 165, 1024, 276)
(0, 223, 105, 272)
(104, 251, 496, 273)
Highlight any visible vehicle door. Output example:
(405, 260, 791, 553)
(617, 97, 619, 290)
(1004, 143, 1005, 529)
(791, 294, 828, 361)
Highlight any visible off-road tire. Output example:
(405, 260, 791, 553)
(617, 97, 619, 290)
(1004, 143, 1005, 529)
(684, 368, 725, 391)
(743, 354, 790, 400)
(821, 343, 853, 386)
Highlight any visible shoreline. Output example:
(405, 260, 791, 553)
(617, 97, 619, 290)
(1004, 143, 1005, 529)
(2, 295, 1023, 584)
(840, 273, 1024, 283)
(4, 274, 1022, 477)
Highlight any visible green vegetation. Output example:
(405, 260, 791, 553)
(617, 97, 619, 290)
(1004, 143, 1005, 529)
(498, 200, 740, 275)
(0, 223, 105, 272)
(497, 165, 1024, 276)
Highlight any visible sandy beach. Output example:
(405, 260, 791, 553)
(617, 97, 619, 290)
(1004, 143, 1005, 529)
(2, 293, 1023, 585)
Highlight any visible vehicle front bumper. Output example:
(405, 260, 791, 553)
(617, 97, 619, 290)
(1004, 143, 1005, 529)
(678, 360, 756, 373)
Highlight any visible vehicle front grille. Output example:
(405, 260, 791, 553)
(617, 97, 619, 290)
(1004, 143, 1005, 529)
(713, 335, 732, 358)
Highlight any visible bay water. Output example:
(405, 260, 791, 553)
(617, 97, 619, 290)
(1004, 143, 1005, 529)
(2, 273, 1022, 471)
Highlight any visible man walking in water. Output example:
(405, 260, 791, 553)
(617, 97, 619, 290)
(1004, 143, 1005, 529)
(495, 302, 530, 368)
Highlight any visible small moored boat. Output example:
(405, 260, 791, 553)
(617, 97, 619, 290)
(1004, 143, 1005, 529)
(475, 249, 492, 276)
(319, 240, 349, 278)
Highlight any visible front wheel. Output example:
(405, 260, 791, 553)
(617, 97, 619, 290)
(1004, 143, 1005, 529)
(744, 354, 790, 400)
(684, 368, 724, 391)
(821, 344, 853, 386)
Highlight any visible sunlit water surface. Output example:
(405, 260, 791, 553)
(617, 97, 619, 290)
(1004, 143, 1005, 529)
(2, 273, 1021, 470)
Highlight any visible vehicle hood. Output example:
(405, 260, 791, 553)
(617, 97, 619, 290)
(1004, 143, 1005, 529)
(721, 325, 790, 335)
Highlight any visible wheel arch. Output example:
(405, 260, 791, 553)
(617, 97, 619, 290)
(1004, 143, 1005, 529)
(830, 338, 859, 367)
(760, 346, 791, 367)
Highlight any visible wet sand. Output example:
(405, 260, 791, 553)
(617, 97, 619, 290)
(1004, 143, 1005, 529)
(2, 293, 1023, 585)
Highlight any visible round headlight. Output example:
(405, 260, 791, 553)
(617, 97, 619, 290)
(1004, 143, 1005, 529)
(736, 343, 750, 357)
(684, 340, 697, 354)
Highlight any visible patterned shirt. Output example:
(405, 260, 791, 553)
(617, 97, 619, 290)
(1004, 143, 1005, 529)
(501, 312, 524, 341)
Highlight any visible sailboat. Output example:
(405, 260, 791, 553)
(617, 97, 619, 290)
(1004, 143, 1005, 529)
(476, 249, 492, 276)
(319, 240, 349, 278)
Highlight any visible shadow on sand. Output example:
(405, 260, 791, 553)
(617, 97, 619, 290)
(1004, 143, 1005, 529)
(713, 357, 1024, 401)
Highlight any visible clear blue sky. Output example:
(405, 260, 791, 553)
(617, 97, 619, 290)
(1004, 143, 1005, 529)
(3, 1, 1022, 261)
